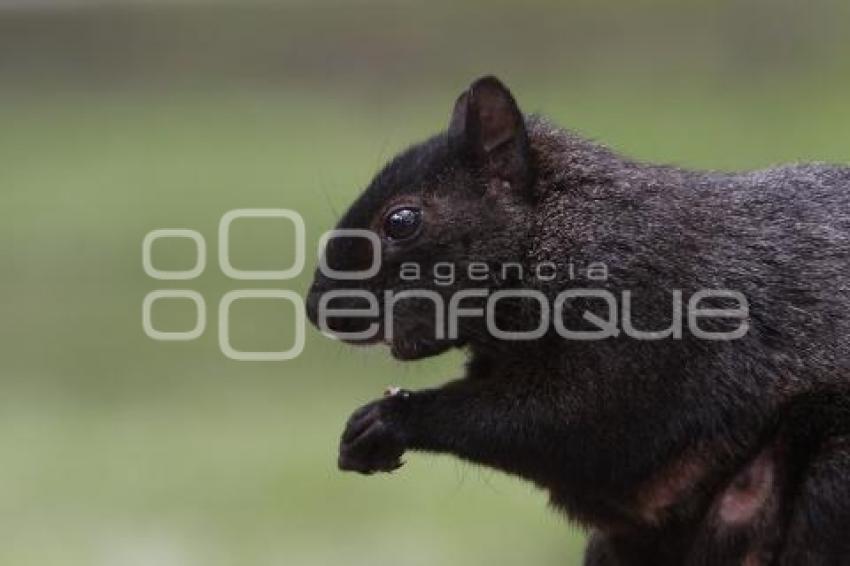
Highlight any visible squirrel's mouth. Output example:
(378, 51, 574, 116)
(333, 334, 383, 347)
(309, 298, 457, 360)
(334, 332, 454, 361)
(333, 333, 451, 361)
(387, 335, 455, 361)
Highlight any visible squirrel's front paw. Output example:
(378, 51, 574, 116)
(339, 391, 410, 475)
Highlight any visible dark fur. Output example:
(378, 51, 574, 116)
(307, 76, 850, 565)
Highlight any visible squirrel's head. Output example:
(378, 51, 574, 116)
(308, 76, 538, 360)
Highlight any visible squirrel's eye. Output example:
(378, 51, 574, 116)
(383, 207, 422, 241)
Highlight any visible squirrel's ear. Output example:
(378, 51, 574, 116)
(448, 76, 531, 195)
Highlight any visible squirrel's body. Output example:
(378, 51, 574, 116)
(308, 77, 850, 564)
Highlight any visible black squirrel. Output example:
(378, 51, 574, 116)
(306, 76, 850, 565)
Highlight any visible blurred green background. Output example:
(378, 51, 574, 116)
(1, 0, 848, 564)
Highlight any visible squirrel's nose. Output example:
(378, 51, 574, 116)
(306, 281, 381, 340)
(306, 284, 322, 327)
